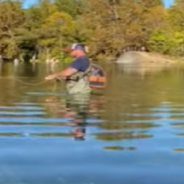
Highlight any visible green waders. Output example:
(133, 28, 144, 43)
(65, 70, 91, 95)
(65, 72, 91, 141)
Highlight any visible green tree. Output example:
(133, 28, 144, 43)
(0, 0, 25, 59)
(55, 0, 86, 18)
(38, 11, 76, 58)
(78, 0, 166, 59)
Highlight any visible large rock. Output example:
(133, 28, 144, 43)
(115, 51, 178, 74)
(116, 51, 175, 65)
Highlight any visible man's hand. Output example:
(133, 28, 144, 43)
(45, 74, 67, 81)
(45, 74, 57, 81)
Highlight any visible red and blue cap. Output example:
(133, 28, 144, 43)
(63, 43, 88, 53)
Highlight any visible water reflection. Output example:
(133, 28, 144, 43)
(44, 93, 105, 141)
(1, 63, 184, 183)
(96, 132, 152, 141)
(174, 148, 184, 153)
(104, 146, 137, 151)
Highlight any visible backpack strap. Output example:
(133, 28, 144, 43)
(81, 60, 92, 78)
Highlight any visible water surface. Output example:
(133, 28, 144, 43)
(0, 62, 184, 184)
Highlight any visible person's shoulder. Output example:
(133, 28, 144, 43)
(70, 57, 88, 70)
(74, 57, 90, 65)
(71, 57, 90, 71)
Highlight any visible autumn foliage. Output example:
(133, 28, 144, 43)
(0, 0, 183, 61)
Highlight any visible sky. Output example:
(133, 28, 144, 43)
(23, 0, 174, 9)
(164, 0, 174, 8)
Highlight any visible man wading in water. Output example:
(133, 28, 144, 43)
(45, 44, 106, 140)
(45, 43, 91, 95)
(45, 43, 93, 140)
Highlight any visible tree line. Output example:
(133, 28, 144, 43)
(0, 0, 183, 62)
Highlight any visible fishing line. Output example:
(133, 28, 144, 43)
(0, 76, 47, 85)
(0, 76, 61, 93)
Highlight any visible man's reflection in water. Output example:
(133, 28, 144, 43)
(45, 93, 104, 141)
(65, 93, 90, 141)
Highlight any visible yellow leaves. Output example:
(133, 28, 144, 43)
(36, 10, 76, 55)
(168, 1, 184, 31)
(144, 6, 167, 30)
(0, 1, 25, 29)
(173, 31, 184, 44)
(1, 0, 184, 60)
(39, 38, 57, 47)
(40, 0, 58, 15)
(0, 1, 25, 58)
(44, 11, 75, 35)
(80, 0, 172, 58)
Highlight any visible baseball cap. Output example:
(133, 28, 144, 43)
(63, 43, 88, 53)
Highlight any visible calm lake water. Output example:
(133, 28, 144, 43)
(1, 62, 184, 184)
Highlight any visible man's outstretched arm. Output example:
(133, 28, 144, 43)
(45, 67, 78, 81)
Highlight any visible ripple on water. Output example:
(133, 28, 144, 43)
(0, 111, 46, 116)
(171, 123, 184, 129)
(103, 146, 137, 152)
(0, 117, 105, 124)
(103, 122, 161, 130)
(150, 107, 184, 113)
(0, 106, 45, 111)
(174, 148, 184, 153)
(175, 133, 184, 137)
(3, 63, 184, 184)
(26, 92, 66, 97)
(93, 131, 153, 142)
(121, 112, 164, 119)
